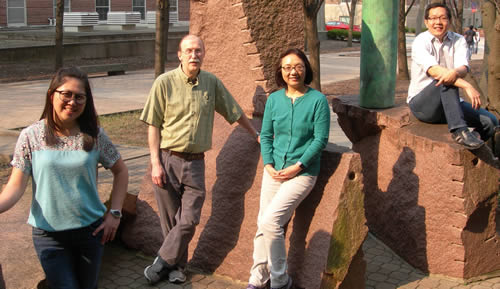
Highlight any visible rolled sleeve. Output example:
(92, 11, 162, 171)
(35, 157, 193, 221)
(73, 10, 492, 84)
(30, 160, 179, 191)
(412, 39, 438, 75)
(140, 75, 167, 128)
(453, 36, 469, 70)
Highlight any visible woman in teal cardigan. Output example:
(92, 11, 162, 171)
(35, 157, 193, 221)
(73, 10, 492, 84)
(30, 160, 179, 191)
(247, 48, 330, 289)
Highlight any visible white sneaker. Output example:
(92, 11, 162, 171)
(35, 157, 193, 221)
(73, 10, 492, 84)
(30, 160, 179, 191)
(168, 269, 187, 283)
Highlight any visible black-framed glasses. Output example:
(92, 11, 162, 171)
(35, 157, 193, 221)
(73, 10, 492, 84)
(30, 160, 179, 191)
(281, 64, 305, 73)
(427, 16, 449, 22)
(55, 90, 87, 105)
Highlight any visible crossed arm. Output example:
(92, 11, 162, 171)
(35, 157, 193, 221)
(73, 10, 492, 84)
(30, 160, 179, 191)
(427, 65, 481, 109)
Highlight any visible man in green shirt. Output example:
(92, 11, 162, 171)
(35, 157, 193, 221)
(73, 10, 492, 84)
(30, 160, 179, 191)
(141, 34, 259, 285)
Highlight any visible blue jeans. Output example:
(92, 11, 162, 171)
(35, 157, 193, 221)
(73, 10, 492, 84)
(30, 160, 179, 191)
(409, 81, 498, 141)
(32, 218, 104, 289)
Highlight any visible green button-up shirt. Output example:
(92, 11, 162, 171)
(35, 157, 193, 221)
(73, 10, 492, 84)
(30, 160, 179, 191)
(260, 87, 330, 176)
(140, 66, 243, 153)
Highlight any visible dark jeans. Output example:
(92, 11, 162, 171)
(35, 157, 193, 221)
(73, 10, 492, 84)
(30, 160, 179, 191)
(409, 80, 498, 141)
(153, 150, 206, 268)
(32, 218, 104, 289)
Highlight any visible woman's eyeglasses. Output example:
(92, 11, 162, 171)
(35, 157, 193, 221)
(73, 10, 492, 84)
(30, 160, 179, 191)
(281, 64, 305, 73)
(55, 90, 87, 105)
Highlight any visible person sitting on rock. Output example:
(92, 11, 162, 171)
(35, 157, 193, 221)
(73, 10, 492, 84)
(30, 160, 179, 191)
(246, 48, 330, 289)
(407, 3, 498, 150)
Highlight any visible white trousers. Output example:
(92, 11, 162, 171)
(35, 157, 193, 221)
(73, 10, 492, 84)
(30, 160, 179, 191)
(248, 169, 317, 288)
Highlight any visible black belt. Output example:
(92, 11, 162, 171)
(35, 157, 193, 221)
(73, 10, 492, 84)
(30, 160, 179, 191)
(162, 149, 205, 161)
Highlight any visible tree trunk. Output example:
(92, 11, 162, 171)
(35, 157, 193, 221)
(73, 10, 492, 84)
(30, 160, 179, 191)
(398, 0, 410, 80)
(303, 0, 323, 91)
(445, 0, 464, 33)
(347, 0, 358, 47)
(454, 0, 463, 33)
(155, 0, 169, 78)
(415, 0, 426, 35)
(55, 0, 64, 71)
(480, 0, 500, 114)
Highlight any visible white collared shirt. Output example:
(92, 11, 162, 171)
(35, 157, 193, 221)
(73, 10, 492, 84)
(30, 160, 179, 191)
(407, 31, 469, 102)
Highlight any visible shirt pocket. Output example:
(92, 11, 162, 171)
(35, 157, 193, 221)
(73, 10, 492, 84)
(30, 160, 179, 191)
(198, 90, 214, 115)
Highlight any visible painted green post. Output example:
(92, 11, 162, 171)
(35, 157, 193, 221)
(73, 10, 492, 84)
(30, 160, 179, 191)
(359, 0, 398, 108)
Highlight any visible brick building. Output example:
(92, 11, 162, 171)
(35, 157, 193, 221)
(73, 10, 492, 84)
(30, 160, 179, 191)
(0, 0, 189, 27)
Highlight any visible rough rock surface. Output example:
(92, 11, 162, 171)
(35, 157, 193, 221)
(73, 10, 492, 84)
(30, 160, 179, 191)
(189, 0, 304, 116)
(122, 114, 367, 288)
(332, 95, 500, 280)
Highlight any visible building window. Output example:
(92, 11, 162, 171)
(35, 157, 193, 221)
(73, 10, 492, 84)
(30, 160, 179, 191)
(7, 0, 25, 25)
(96, 0, 109, 20)
(340, 16, 350, 23)
(169, 0, 178, 22)
(53, 0, 70, 17)
(133, 0, 145, 20)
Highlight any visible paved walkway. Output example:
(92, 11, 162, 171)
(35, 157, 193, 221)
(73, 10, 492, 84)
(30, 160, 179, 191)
(0, 41, 498, 288)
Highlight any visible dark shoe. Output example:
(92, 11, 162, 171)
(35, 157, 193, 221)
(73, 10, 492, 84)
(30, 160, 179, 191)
(452, 129, 484, 150)
(168, 269, 187, 283)
(246, 280, 270, 289)
(271, 277, 293, 289)
(144, 256, 170, 285)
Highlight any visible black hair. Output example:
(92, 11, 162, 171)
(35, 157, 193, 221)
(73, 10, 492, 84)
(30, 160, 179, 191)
(275, 48, 313, 88)
(40, 66, 99, 151)
(424, 3, 452, 20)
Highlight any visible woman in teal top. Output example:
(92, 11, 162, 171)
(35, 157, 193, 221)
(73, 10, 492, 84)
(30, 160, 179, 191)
(247, 48, 330, 289)
(0, 67, 129, 289)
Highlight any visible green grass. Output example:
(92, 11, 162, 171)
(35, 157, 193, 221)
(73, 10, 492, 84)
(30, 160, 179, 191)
(99, 110, 148, 147)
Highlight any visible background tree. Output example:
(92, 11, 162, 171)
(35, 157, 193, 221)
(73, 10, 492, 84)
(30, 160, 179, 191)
(55, 0, 64, 70)
(444, 0, 464, 33)
(479, 0, 500, 114)
(397, 0, 416, 80)
(415, 0, 428, 34)
(154, 0, 170, 78)
(303, 0, 325, 91)
(345, 0, 358, 47)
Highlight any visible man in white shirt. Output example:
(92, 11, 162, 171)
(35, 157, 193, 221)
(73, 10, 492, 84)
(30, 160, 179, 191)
(407, 3, 498, 149)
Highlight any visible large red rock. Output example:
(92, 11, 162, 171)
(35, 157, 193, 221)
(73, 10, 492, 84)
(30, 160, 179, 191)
(122, 115, 367, 289)
(332, 95, 500, 280)
(189, 0, 305, 116)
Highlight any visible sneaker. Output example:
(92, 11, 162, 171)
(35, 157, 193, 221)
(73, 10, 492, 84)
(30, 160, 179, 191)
(168, 269, 187, 283)
(271, 277, 293, 289)
(452, 129, 484, 149)
(246, 284, 262, 289)
(144, 257, 170, 285)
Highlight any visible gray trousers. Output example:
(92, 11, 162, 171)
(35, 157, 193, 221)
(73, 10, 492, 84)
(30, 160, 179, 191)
(153, 150, 206, 268)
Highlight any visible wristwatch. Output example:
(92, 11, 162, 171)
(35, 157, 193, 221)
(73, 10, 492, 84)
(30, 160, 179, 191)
(109, 209, 122, 219)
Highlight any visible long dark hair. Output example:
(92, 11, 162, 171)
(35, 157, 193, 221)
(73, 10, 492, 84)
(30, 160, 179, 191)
(275, 48, 313, 88)
(40, 67, 99, 151)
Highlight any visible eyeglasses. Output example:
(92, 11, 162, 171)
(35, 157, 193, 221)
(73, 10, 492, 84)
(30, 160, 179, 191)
(182, 48, 203, 56)
(55, 90, 87, 105)
(281, 64, 305, 73)
(427, 16, 449, 22)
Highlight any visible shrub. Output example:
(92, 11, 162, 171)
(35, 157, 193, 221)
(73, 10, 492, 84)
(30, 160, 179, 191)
(327, 29, 361, 41)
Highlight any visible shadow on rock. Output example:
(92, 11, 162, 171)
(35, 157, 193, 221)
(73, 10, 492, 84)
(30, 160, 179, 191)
(190, 125, 261, 272)
(288, 153, 341, 287)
